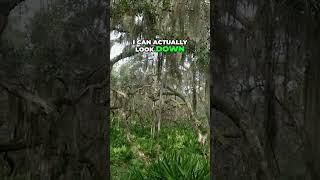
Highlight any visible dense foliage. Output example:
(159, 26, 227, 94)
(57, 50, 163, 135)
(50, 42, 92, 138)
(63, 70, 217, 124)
(111, 114, 209, 179)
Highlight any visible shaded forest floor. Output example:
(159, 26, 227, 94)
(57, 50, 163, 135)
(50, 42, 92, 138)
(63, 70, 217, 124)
(111, 114, 209, 179)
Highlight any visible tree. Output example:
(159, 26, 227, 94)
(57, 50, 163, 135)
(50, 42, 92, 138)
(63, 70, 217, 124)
(0, 0, 110, 179)
(303, 2, 320, 178)
(210, 0, 320, 179)
(0, 0, 25, 34)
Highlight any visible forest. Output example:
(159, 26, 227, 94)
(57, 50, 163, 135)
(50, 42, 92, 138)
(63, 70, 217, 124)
(211, 1, 320, 179)
(110, 0, 210, 179)
(0, 0, 109, 179)
(0, 0, 319, 180)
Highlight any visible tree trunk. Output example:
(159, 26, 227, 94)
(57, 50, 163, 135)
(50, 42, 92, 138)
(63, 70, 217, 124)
(263, 1, 277, 178)
(304, 28, 320, 180)
(192, 61, 197, 114)
(0, 0, 110, 179)
(303, 4, 320, 178)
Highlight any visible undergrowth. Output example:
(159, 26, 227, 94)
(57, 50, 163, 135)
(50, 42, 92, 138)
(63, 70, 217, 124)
(111, 115, 209, 179)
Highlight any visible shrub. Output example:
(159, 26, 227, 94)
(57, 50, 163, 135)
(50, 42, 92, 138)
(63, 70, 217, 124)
(129, 151, 209, 180)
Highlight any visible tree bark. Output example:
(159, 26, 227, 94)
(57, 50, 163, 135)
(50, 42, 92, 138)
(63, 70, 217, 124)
(263, 1, 277, 178)
(304, 13, 320, 179)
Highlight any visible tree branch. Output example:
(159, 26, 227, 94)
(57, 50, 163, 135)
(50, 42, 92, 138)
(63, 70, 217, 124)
(0, 0, 25, 15)
(0, 140, 41, 152)
(211, 95, 242, 130)
(227, 10, 252, 29)
(111, 47, 136, 66)
(0, 80, 54, 114)
(210, 92, 274, 178)
(111, 88, 128, 99)
(163, 85, 203, 134)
